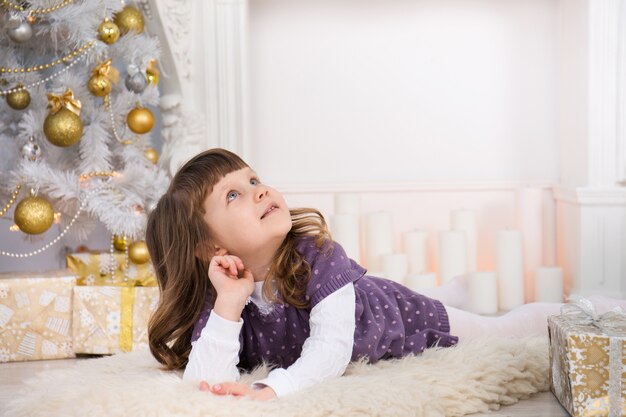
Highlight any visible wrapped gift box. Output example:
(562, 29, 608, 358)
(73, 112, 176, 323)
(72, 284, 159, 354)
(67, 251, 159, 354)
(0, 271, 76, 362)
(548, 299, 626, 417)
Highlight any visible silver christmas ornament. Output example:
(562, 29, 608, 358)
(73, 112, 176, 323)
(125, 65, 148, 93)
(7, 20, 33, 43)
(21, 139, 42, 161)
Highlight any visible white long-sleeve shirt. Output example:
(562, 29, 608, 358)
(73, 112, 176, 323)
(182, 281, 356, 397)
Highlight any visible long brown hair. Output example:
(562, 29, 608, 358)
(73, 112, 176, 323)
(146, 148, 330, 370)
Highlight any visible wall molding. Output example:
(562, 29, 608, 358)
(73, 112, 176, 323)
(553, 185, 626, 205)
(275, 180, 556, 194)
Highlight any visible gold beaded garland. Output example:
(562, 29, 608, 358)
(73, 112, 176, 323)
(79, 171, 116, 181)
(144, 147, 159, 164)
(128, 240, 150, 264)
(1, 0, 74, 15)
(97, 19, 120, 45)
(127, 107, 154, 134)
(0, 184, 22, 217)
(113, 6, 144, 35)
(44, 107, 83, 147)
(14, 195, 55, 235)
(0, 41, 95, 75)
(6, 84, 30, 109)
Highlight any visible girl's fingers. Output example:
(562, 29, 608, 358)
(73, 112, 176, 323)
(229, 255, 245, 272)
(199, 381, 210, 392)
(211, 382, 251, 396)
(214, 256, 237, 277)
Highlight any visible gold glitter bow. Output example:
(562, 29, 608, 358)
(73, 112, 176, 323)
(47, 89, 82, 116)
(146, 59, 159, 86)
(92, 59, 120, 84)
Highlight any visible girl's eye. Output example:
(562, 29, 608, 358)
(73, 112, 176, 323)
(227, 191, 239, 202)
(250, 178, 258, 186)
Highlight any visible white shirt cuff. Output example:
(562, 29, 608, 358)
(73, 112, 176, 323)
(199, 310, 243, 343)
(251, 368, 297, 398)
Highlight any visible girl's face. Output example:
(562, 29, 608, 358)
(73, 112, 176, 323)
(201, 167, 292, 258)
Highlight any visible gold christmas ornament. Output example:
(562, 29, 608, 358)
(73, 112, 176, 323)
(44, 107, 83, 147)
(14, 195, 55, 235)
(144, 147, 159, 164)
(88, 59, 119, 97)
(113, 6, 144, 35)
(88, 74, 112, 96)
(146, 59, 159, 86)
(6, 84, 30, 110)
(113, 234, 128, 251)
(44, 90, 83, 147)
(97, 18, 120, 44)
(127, 106, 154, 134)
(128, 240, 150, 264)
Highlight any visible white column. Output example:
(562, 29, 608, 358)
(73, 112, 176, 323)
(147, 0, 250, 175)
(587, 0, 622, 187)
(208, 0, 250, 161)
(555, 0, 626, 298)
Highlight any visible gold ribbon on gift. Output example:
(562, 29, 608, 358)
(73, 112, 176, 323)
(92, 59, 120, 84)
(47, 89, 82, 116)
(560, 296, 626, 417)
(119, 286, 135, 352)
(67, 252, 157, 352)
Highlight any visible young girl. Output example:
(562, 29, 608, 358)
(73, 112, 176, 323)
(146, 148, 626, 401)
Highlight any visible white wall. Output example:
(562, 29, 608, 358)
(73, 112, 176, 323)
(248, 0, 559, 185)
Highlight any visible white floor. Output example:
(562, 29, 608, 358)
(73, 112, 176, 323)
(0, 357, 570, 417)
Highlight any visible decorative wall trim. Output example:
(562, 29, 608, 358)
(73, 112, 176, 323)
(553, 185, 626, 205)
(275, 180, 556, 194)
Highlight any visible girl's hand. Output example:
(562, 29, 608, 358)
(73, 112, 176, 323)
(208, 254, 254, 301)
(209, 254, 255, 322)
(199, 381, 277, 401)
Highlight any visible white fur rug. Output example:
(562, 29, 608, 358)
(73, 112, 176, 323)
(3, 337, 549, 417)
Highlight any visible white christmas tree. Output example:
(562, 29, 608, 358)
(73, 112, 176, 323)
(0, 1, 169, 264)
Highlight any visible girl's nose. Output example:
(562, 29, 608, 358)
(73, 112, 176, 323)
(255, 187, 268, 202)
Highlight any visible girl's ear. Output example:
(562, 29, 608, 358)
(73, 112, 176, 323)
(194, 243, 227, 260)
(194, 242, 214, 261)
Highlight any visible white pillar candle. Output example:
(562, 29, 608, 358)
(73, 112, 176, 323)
(403, 230, 428, 274)
(535, 266, 563, 303)
(450, 209, 477, 273)
(516, 188, 543, 302)
(405, 272, 437, 292)
(541, 189, 557, 266)
(330, 214, 360, 262)
(334, 193, 360, 215)
(438, 230, 467, 283)
(496, 229, 525, 310)
(381, 253, 408, 284)
(364, 211, 394, 271)
(468, 271, 498, 315)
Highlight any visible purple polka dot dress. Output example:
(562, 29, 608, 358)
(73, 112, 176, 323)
(191, 236, 458, 370)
